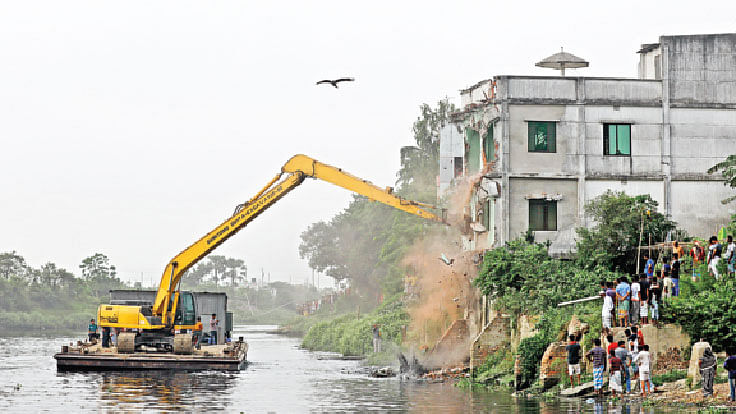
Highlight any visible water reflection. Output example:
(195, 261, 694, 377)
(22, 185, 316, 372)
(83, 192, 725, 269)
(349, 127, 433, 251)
(93, 371, 236, 411)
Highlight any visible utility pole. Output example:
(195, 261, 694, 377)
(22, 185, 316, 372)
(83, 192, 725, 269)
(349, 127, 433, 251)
(268, 272, 270, 285)
(637, 210, 644, 273)
(261, 268, 264, 287)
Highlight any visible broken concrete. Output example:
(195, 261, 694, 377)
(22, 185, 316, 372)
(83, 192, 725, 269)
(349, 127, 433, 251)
(469, 313, 510, 373)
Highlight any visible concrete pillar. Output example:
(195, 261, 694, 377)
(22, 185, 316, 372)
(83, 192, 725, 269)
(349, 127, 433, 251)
(688, 340, 711, 385)
(501, 98, 511, 244)
(576, 77, 587, 226)
(661, 43, 672, 218)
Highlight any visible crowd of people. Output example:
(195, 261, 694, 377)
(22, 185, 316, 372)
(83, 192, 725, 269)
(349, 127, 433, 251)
(571, 236, 736, 400)
(566, 328, 653, 397)
(600, 237, 736, 334)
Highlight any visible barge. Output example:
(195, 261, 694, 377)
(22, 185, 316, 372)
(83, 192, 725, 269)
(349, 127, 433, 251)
(55, 338, 248, 371)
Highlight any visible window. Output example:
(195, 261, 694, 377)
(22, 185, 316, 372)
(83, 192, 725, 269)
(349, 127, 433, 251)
(483, 125, 494, 163)
(529, 200, 557, 231)
(453, 157, 463, 178)
(527, 121, 556, 153)
(466, 128, 481, 173)
(603, 124, 631, 156)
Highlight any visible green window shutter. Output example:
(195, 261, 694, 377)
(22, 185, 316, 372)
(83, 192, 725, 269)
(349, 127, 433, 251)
(483, 125, 494, 161)
(547, 122, 556, 153)
(607, 125, 617, 155)
(467, 128, 481, 173)
(618, 124, 631, 155)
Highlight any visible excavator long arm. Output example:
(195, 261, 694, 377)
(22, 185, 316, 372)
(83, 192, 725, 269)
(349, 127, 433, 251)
(152, 154, 443, 323)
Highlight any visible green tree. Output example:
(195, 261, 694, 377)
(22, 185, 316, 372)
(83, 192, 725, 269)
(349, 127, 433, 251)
(79, 253, 122, 297)
(0, 251, 28, 280)
(708, 154, 736, 204)
(575, 191, 676, 272)
(208, 255, 227, 287)
(473, 239, 611, 316)
(396, 101, 454, 202)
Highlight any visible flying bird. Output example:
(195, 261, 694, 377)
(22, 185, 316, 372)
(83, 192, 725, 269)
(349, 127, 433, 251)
(316, 77, 355, 88)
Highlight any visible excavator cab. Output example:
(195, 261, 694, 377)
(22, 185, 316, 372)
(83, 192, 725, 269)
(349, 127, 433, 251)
(174, 291, 196, 327)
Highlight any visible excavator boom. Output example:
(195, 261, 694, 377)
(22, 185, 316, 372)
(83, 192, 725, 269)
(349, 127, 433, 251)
(143, 155, 443, 325)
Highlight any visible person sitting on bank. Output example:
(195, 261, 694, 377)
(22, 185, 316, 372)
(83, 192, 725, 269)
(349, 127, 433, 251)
(88, 318, 98, 343)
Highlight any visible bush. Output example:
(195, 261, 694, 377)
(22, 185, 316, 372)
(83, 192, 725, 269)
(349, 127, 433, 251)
(661, 277, 736, 351)
(301, 294, 409, 356)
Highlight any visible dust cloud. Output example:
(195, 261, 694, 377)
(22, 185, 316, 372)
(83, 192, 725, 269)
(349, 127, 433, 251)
(403, 176, 483, 369)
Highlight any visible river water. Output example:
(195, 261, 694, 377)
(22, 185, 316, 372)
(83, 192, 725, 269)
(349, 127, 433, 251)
(0, 325, 691, 413)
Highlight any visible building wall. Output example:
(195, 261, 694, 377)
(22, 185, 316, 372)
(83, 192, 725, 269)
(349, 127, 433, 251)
(583, 106, 663, 177)
(508, 178, 578, 251)
(670, 108, 736, 175)
(438, 125, 465, 195)
(671, 180, 736, 237)
(664, 33, 736, 105)
(508, 105, 575, 175)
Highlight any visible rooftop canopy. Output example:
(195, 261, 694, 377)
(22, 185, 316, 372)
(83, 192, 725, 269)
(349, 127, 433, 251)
(535, 48, 589, 76)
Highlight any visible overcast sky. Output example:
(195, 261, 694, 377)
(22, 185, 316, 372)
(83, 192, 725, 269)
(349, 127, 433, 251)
(1, 0, 734, 286)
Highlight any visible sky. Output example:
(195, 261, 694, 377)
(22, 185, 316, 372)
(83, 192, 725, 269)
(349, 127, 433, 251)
(1, 0, 735, 287)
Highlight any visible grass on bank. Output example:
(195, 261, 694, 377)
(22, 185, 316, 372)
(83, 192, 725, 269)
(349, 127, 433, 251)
(300, 293, 409, 356)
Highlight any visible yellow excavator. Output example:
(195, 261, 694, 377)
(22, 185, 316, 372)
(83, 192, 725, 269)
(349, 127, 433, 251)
(98, 154, 444, 353)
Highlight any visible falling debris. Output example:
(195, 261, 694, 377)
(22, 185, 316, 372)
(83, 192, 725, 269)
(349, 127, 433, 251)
(316, 77, 355, 88)
(438, 253, 454, 265)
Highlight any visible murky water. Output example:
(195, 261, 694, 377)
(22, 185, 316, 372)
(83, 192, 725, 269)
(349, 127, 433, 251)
(0, 325, 692, 413)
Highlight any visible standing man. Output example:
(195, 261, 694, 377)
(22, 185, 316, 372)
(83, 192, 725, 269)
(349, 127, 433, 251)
(639, 274, 649, 325)
(587, 338, 607, 396)
(630, 276, 641, 326)
(708, 236, 723, 279)
(615, 340, 631, 394)
(692, 241, 704, 281)
(193, 316, 203, 348)
(699, 347, 717, 397)
(209, 314, 218, 345)
(606, 282, 617, 327)
(726, 235, 736, 277)
(644, 254, 655, 280)
(724, 347, 736, 402)
(372, 324, 382, 353)
(88, 318, 98, 343)
(609, 349, 623, 397)
(566, 334, 582, 388)
(616, 277, 631, 328)
(634, 344, 651, 397)
(602, 284, 614, 336)
(650, 277, 661, 326)
(671, 255, 681, 297)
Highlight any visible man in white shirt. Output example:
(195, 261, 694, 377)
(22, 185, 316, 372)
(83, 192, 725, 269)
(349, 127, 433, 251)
(634, 344, 651, 397)
(602, 290, 614, 335)
(209, 314, 219, 345)
(630, 278, 641, 326)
